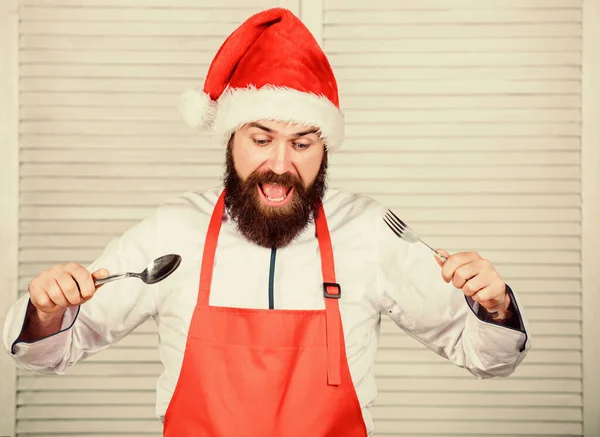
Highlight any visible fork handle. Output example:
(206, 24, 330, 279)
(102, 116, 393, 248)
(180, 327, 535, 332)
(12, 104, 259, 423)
(434, 251, 448, 263)
(419, 239, 448, 263)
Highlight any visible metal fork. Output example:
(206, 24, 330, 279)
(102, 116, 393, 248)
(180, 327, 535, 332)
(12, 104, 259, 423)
(383, 209, 448, 263)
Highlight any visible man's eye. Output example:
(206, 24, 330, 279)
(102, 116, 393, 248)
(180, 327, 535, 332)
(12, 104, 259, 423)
(253, 139, 270, 146)
(294, 142, 310, 150)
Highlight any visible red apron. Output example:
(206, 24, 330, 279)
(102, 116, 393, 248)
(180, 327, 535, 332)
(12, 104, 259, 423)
(163, 190, 367, 437)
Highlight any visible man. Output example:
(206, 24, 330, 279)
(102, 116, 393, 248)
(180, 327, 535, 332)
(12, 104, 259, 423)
(3, 7, 530, 437)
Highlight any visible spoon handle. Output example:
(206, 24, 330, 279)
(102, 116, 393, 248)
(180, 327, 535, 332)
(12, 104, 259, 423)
(94, 272, 136, 287)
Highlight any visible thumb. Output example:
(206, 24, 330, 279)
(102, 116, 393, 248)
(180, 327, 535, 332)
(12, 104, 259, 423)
(91, 268, 110, 290)
(434, 248, 450, 267)
(92, 268, 110, 279)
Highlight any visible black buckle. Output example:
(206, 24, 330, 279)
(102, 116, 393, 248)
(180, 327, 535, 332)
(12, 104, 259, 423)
(323, 282, 341, 299)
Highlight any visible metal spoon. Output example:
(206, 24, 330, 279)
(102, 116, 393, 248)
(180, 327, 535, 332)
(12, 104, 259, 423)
(94, 254, 182, 287)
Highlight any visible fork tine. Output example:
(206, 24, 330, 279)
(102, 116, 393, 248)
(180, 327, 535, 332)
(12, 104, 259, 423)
(383, 215, 404, 239)
(384, 212, 406, 234)
(386, 209, 408, 230)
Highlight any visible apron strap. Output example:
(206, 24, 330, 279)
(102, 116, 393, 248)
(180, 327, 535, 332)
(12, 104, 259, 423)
(198, 190, 226, 306)
(314, 205, 342, 386)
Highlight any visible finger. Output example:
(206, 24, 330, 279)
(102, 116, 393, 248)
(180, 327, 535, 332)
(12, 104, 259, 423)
(29, 281, 58, 313)
(91, 268, 110, 291)
(45, 278, 70, 308)
(54, 271, 83, 306)
(64, 263, 96, 300)
(434, 249, 450, 268)
(452, 258, 490, 291)
(441, 251, 482, 283)
(472, 289, 508, 322)
(459, 271, 488, 297)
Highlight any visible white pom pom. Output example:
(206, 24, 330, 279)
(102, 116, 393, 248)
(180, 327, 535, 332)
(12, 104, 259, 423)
(179, 88, 216, 128)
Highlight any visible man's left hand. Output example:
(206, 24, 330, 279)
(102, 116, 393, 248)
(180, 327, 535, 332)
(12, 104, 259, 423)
(435, 249, 510, 320)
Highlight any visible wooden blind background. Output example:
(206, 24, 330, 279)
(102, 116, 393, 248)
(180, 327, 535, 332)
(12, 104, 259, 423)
(16, 0, 582, 436)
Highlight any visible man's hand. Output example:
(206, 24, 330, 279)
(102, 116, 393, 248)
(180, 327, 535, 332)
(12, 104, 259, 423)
(435, 249, 510, 320)
(18, 263, 109, 342)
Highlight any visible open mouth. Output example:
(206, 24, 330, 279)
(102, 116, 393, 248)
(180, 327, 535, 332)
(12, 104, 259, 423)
(257, 183, 294, 207)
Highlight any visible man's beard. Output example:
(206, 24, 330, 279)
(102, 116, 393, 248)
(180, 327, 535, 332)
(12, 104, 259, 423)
(223, 146, 328, 249)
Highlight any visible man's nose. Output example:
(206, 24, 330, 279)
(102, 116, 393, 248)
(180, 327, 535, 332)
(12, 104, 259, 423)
(267, 141, 293, 175)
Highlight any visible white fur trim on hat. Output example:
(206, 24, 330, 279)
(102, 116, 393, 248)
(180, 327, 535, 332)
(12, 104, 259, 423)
(179, 88, 217, 128)
(215, 86, 345, 151)
(182, 85, 345, 151)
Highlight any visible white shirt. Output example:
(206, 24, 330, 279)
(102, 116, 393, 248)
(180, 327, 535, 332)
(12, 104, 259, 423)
(3, 187, 530, 436)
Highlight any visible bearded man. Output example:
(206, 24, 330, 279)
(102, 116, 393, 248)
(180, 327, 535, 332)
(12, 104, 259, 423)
(3, 8, 530, 437)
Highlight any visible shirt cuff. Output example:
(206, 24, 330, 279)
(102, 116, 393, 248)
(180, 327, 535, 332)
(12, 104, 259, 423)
(465, 284, 528, 352)
(7, 297, 80, 371)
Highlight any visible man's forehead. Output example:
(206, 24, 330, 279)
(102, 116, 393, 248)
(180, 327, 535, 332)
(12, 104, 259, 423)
(241, 120, 320, 136)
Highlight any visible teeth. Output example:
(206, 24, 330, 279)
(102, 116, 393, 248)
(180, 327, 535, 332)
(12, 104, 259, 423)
(266, 194, 287, 202)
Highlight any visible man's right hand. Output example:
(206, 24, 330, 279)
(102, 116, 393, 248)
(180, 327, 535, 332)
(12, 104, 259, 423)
(19, 264, 109, 341)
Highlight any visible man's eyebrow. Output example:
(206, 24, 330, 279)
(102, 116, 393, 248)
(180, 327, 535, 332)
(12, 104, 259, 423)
(246, 123, 319, 138)
(247, 122, 274, 133)
(291, 128, 320, 138)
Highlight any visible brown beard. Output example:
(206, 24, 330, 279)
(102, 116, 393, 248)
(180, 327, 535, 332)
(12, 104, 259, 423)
(223, 142, 328, 249)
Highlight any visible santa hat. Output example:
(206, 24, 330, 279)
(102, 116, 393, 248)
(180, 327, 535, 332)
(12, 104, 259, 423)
(179, 7, 344, 151)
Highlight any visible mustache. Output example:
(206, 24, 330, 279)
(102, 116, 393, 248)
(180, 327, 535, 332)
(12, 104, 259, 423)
(246, 170, 306, 192)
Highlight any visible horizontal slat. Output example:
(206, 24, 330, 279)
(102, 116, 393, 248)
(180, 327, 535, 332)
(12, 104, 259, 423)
(374, 377, 582, 393)
(17, 390, 581, 409)
(372, 420, 582, 435)
(20, 35, 583, 54)
(381, 316, 581, 338)
(345, 124, 581, 137)
(17, 405, 156, 420)
(16, 419, 161, 434)
(325, 10, 581, 24)
(335, 66, 581, 81)
(18, 120, 583, 137)
(19, 93, 583, 109)
(21, 0, 270, 5)
(374, 363, 580, 378)
(17, 192, 581, 210)
(331, 53, 581, 67)
(325, 0, 581, 10)
(20, 21, 240, 36)
(19, 150, 581, 167)
(324, 24, 582, 39)
(18, 165, 581, 182)
(340, 95, 582, 110)
(19, 77, 195, 93)
(370, 405, 582, 421)
(339, 80, 580, 95)
(20, 134, 217, 149)
(495, 279, 580, 293)
(374, 391, 582, 407)
(20, 106, 582, 123)
(15, 193, 583, 221)
(376, 348, 582, 364)
(17, 375, 581, 393)
(20, 34, 224, 51)
(19, 52, 582, 69)
(18, 135, 582, 153)
(16, 199, 582, 226)
(379, 334, 581, 350)
(326, 38, 582, 53)
(20, 7, 263, 22)
(15, 404, 582, 422)
(19, 49, 215, 65)
(20, 178, 581, 196)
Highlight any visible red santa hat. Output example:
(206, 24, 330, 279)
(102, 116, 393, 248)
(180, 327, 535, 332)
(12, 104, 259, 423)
(179, 7, 344, 151)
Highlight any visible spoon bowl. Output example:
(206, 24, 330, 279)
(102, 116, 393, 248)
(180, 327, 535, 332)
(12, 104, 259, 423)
(94, 254, 182, 287)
